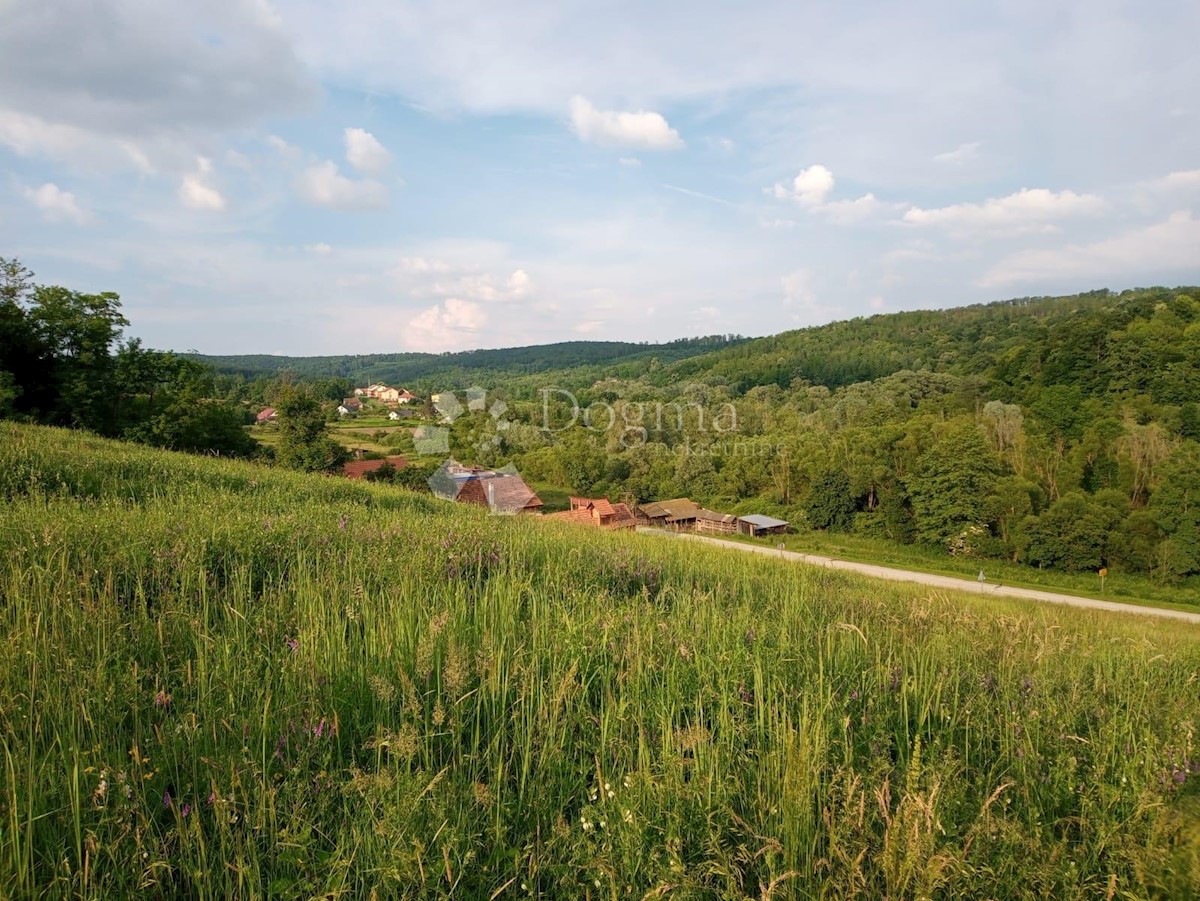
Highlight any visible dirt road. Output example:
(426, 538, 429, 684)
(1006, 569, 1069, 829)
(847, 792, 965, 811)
(638, 528, 1200, 625)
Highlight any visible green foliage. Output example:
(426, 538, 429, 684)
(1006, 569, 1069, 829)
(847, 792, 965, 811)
(1150, 442, 1200, 578)
(2, 424, 1200, 897)
(805, 469, 858, 531)
(908, 422, 1000, 548)
(1022, 492, 1117, 571)
(273, 385, 349, 473)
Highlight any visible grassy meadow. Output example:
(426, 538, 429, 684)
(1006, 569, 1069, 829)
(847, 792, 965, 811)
(1, 422, 1199, 898)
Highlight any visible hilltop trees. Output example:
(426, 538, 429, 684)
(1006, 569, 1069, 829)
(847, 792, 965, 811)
(0, 256, 256, 456)
(908, 423, 1000, 549)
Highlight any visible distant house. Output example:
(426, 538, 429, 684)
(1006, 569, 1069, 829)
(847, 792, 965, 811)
(738, 514, 790, 537)
(429, 462, 543, 514)
(255, 407, 277, 424)
(352, 384, 418, 406)
(343, 455, 408, 480)
(695, 508, 738, 535)
(549, 496, 638, 530)
(636, 498, 701, 530)
(338, 397, 362, 415)
(457, 472, 544, 515)
(388, 410, 401, 421)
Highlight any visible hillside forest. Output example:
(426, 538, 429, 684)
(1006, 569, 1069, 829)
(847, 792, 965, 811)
(3, 253, 1199, 584)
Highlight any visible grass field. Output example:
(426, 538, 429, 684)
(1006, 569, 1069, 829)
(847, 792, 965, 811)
(2, 422, 1199, 898)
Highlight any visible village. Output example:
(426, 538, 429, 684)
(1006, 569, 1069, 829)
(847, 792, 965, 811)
(255, 382, 792, 539)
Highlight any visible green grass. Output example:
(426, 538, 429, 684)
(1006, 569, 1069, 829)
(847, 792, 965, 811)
(2, 422, 1200, 898)
(749, 530, 1200, 611)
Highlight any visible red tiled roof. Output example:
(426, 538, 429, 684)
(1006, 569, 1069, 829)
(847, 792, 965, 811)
(342, 455, 408, 479)
(255, 407, 276, 423)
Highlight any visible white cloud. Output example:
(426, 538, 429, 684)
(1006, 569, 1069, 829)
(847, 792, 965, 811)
(1145, 169, 1200, 191)
(344, 127, 392, 176)
(815, 192, 896, 226)
(179, 157, 226, 211)
(933, 141, 981, 164)
(903, 187, 1105, 234)
(781, 268, 816, 306)
(981, 211, 1200, 286)
(408, 298, 486, 350)
(771, 164, 835, 206)
(23, 182, 91, 224)
(297, 160, 389, 210)
(568, 95, 683, 150)
(399, 256, 452, 273)
(618, 156, 642, 167)
(304, 242, 333, 255)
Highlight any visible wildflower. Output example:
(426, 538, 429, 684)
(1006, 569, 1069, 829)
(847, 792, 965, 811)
(287, 637, 299, 652)
(338, 515, 348, 530)
(154, 689, 172, 709)
(623, 809, 633, 824)
(162, 790, 172, 809)
(315, 718, 327, 738)
(581, 817, 592, 831)
(181, 803, 191, 818)
(93, 779, 108, 805)
(207, 791, 215, 807)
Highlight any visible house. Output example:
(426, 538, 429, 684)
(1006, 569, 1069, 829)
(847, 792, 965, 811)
(388, 410, 401, 421)
(342, 455, 408, 479)
(636, 497, 701, 530)
(396, 389, 417, 404)
(549, 496, 638, 530)
(695, 508, 738, 534)
(255, 407, 277, 424)
(738, 514, 790, 537)
(338, 397, 362, 415)
(455, 472, 544, 515)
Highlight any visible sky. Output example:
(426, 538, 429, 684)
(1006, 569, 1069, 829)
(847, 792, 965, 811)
(0, 0, 1198, 355)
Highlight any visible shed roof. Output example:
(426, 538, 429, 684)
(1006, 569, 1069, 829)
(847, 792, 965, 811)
(739, 514, 790, 529)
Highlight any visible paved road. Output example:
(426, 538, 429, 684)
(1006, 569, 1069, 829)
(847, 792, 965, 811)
(637, 528, 1200, 625)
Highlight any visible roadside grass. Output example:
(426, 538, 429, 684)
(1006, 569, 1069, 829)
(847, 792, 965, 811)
(745, 530, 1200, 611)
(2, 422, 1199, 898)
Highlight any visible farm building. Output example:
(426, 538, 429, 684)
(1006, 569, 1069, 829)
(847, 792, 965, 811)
(549, 497, 638, 530)
(636, 498, 701, 530)
(255, 407, 277, 423)
(430, 463, 543, 515)
(694, 508, 738, 534)
(342, 455, 408, 480)
(738, 514, 790, 537)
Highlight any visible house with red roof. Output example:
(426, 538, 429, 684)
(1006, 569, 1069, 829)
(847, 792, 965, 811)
(548, 496, 638, 530)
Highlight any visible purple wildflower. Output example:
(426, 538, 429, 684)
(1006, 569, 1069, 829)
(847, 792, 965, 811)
(207, 791, 215, 807)
(315, 718, 327, 738)
(181, 803, 191, 818)
(154, 689, 172, 709)
(162, 790, 172, 809)
(287, 637, 299, 653)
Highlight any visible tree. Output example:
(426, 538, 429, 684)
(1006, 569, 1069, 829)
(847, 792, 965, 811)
(907, 422, 1000, 548)
(1149, 441, 1200, 577)
(804, 470, 858, 531)
(128, 388, 258, 457)
(273, 386, 348, 473)
(1022, 492, 1115, 571)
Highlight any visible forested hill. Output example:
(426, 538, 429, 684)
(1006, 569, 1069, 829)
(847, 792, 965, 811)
(191, 335, 744, 385)
(659, 287, 1200, 403)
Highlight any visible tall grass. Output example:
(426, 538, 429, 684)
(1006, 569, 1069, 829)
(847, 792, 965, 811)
(1, 422, 1198, 898)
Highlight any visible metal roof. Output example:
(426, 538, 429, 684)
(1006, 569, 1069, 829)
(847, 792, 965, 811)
(738, 514, 789, 529)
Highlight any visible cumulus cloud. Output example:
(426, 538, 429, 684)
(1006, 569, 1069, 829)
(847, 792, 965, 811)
(23, 182, 91, 224)
(771, 164, 835, 206)
(814, 192, 898, 226)
(297, 161, 389, 210)
(781, 268, 816, 306)
(344, 127, 392, 176)
(568, 95, 683, 150)
(408, 298, 486, 351)
(904, 187, 1105, 234)
(179, 157, 226, 211)
(981, 211, 1200, 286)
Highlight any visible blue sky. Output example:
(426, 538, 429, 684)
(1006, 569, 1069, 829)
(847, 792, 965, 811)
(1, 0, 1198, 354)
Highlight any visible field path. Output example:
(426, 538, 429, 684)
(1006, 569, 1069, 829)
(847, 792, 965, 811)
(637, 528, 1200, 624)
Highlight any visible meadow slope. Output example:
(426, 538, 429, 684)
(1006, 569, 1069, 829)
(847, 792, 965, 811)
(1, 423, 1199, 899)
